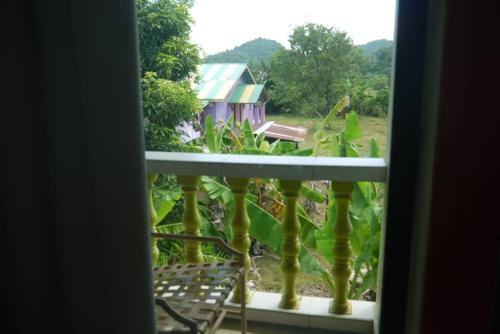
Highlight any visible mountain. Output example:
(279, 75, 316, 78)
(358, 39, 393, 56)
(359, 39, 393, 76)
(204, 38, 284, 64)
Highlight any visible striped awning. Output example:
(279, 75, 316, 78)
(193, 63, 249, 101)
(228, 84, 265, 104)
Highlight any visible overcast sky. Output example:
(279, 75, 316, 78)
(190, 0, 397, 56)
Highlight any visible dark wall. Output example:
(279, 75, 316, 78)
(421, 1, 500, 333)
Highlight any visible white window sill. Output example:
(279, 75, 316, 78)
(224, 291, 374, 333)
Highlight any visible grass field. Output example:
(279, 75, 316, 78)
(251, 252, 330, 297)
(266, 114, 388, 157)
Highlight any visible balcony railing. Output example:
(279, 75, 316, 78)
(146, 151, 387, 333)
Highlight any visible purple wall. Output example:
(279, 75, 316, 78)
(203, 77, 246, 125)
(200, 77, 266, 130)
(203, 103, 217, 124)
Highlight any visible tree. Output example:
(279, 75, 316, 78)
(137, 0, 200, 81)
(353, 44, 392, 117)
(142, 72, 200, 151)
(136, 0, 201, 150)
(363, 45, 393, 77)
(268, 24, 357, 116)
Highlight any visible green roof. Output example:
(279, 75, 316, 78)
(193, 63, 254, 101)
(228, 84, 265, 104)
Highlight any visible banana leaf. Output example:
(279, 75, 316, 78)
(241, 119, 256, 148)
(296, 206, 320, 248)
(246, 197, 325, 276)
(259, 140, 270, 152)
(342, 112, 362, 141)
(200, 216, 226, 240)
(201, 176, 328, 277)
(318, 96, 350, 134)
(153, 186, 182, 223)
(255, 132, 266, 147)
(269, 139, 281, 152)
(156, 223, 184, 234)
(314, 188, 336, 262)
(181, 145, 203, 153)
(201, 176, 233, 205)
(313, 96, 350, 155)
(367, 138, 380, 158)
(234, 148, 271, 155)
(217, 114, 233, 151)
(300, 184, 326, 203)
(285, 148, 314, 156)
(271, 141, 297, 155)
(204, 115, 218, 153)
(329, 136, 340, 156)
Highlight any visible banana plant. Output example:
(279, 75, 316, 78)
(194, 115, 334, 289)
(200, 176, 328, 278)
(313, 95, 351, 156)
(152, 183, 182, 223)
(162, 101, 382, 299)
(312, 96, 382, 298)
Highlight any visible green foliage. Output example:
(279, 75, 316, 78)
(152, 174, 185, 226)
(204, 115, 218, 153)
(268, 24, 356, 116)
(192, 116, 336, 289)
(343, 112, 362, 141)
(241, 120, 257, 149)
(137, 0, 201, 151)
(353, 40, 393, 116)
(152, 97, 383, 299)
(263, 26, 391, 117)
(153, 186, 182, 223)
(300, 185, 326, 203)
(363, 45, 393, 77)
(141, 72, 201, 151)
(313, 96, 350, 155)
(200, 176, 328, 278)
(137, 0, 200, 81)
(357, 39, 392, 56)
(347, 74, 389, 117)
(311, 99, 382, 298)
(204, 38, 283, 65)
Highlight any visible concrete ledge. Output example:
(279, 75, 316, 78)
(224, 291, 374, 334)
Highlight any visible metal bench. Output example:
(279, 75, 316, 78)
(152, 233, 247, 334)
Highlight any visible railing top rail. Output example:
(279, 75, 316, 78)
(145, 151, 387, 182)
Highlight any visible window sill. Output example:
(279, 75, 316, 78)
(224, 291, 374, 333)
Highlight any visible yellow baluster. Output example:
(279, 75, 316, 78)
(227, 177, 251, 304)
(330, 181, 354, 315)
(278, 179, 301, 309)
(147, 173, 160, 265)
(177, 175, 203, 264)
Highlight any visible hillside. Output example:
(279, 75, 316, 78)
(204, 38, 284, 64)
(357, 39, 393, 56)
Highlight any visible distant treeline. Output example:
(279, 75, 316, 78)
(205, 33, 393, 117)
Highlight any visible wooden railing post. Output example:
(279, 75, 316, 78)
(278, 179, 301, 309)
(226, 177, 251, 304)
(330, 181, 354, 315)
(147, 173, 160, 265)
(177, 175, 203, 264)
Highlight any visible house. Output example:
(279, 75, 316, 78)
(182, 63, 307, 143)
